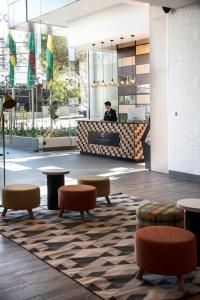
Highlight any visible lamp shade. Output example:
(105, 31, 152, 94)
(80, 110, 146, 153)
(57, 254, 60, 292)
(3, 94, 16, 110)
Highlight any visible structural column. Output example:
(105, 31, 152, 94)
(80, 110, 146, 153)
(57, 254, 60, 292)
(150, 6, 168, 173)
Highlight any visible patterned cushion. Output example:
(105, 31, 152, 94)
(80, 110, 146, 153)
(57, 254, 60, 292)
(136, 202, 184, 228)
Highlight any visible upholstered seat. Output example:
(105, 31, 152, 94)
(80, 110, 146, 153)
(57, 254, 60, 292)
(2, 184, 40, 218)
(77, 175, 110, 204)
(58, 185, 96, 220)
(135, 226, 197, 293)
(136, 202, 184, 228)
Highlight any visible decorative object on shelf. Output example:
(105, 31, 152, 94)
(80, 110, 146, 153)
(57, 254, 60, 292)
(109, 39, 117, 87)
(0, 94, 16, 186)
(131, 34, 136, 85)
(91, 43, 97, 88)
(119, 37, 125, 86)
(100, 41, 107, 87)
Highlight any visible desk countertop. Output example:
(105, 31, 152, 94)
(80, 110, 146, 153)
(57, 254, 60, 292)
(77, 120, 148, 124)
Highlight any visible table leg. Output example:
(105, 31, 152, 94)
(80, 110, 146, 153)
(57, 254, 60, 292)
(185, 211, 200, 266)
(47, 174, 64, 210)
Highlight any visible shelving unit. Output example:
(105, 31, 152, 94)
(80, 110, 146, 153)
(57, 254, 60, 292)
(117, 38, 150, 121)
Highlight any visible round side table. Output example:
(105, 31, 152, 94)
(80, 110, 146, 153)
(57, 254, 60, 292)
(177, 198, 200, 265)
(42, 169, 70, 210)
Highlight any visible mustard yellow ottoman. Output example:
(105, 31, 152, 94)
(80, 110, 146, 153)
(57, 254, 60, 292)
(77, 176, 111, 204)
(2, 184, 40, 218)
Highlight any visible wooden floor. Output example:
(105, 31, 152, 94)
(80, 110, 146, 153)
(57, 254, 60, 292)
(1, 151, 200, 299)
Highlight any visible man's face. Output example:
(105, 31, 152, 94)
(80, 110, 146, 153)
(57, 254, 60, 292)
(105, 104, 111, 111)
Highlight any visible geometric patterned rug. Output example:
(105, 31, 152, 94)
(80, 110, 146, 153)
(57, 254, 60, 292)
(1, 193, 200, 300)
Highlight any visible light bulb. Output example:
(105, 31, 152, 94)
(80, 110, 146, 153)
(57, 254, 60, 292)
(131, 78, 135, 84)
(120, 80, 125, 86)
(91, 80, 97, 88)
(110, 79, 116, 87)
(101, 80, 107, 87)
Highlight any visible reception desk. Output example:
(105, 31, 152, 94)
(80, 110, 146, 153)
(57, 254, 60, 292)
(77, 120, 147, 161)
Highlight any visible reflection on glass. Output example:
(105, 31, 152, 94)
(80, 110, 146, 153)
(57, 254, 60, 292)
(137, 104, 150, 114)
(119, 113, 128, 122)
(119, 95, 136, 105)
(119, 75, 136, 86)
(136, 84, 150, 94)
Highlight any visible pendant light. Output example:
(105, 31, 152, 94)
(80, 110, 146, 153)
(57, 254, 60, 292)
(131, 34, 136, 85)
(91, 43, 97, 88)
(100, 41, 107, 87)
(119, 37, 125, 86)
(110, 39, 117, 87)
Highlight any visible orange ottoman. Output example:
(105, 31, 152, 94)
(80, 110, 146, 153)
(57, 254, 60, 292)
(58, 185, 96, 220)
(135, 226, 197, 293)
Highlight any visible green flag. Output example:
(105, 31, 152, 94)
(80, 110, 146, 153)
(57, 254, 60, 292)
(46, 34, 54, 88)
(27, 32, 36, 88)
(7, 31, 17, 88)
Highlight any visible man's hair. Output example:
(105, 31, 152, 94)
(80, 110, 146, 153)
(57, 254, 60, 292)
(104, 101, 111, 106)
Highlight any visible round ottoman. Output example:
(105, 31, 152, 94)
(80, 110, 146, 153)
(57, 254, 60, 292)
(2, 184, 40, 218)
(135, 226, 197, 293)
(136, 202, 184, 228)
(77, 176, 111, 204)
(58, 185, 96, 220)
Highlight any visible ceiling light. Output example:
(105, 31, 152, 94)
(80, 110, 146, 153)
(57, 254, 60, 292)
(131, 34, 136, 85)
(119, 37, 125, 87)
(91, 43, 97, 88)
(110, 39, 117, 87)
(100, 41, 107, 87)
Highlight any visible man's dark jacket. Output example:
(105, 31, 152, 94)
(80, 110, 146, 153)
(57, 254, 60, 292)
(104, 108, 117, 121)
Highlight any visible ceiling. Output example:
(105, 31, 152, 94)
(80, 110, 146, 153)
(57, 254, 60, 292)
(33, 0, 127, 26)
(14, 0, 199, 48)
(33, 0, 199, 27)
(65, 3, 149, 48)
(19, 0, 149, 48)
(129, 0, 199, 8)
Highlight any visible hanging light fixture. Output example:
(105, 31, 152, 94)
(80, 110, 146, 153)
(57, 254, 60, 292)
(110, 39, 117, 87)
(91, 43, 97, 88)
(119, 37, 125, 86)
(131, 34, 136, 85)
(100, 41, 107, 87)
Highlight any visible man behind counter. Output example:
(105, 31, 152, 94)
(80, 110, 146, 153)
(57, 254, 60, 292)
(104, 101, 117, 122)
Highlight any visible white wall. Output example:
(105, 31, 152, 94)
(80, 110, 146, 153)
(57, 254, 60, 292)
(150, 6, 168, 173)
(168, 2, 200, 175)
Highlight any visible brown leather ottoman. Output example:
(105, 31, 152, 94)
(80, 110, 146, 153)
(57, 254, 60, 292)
(2, 184, 40, 218)
(135, 226, 197, 293)
(58, 185, 96, 220)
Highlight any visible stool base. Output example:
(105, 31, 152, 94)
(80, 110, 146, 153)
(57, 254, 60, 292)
(136, 268, 187, 294)
(2, 208, 34, 218)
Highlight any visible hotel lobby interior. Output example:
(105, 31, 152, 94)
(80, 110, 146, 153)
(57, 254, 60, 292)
(1, 0, 200, 299)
